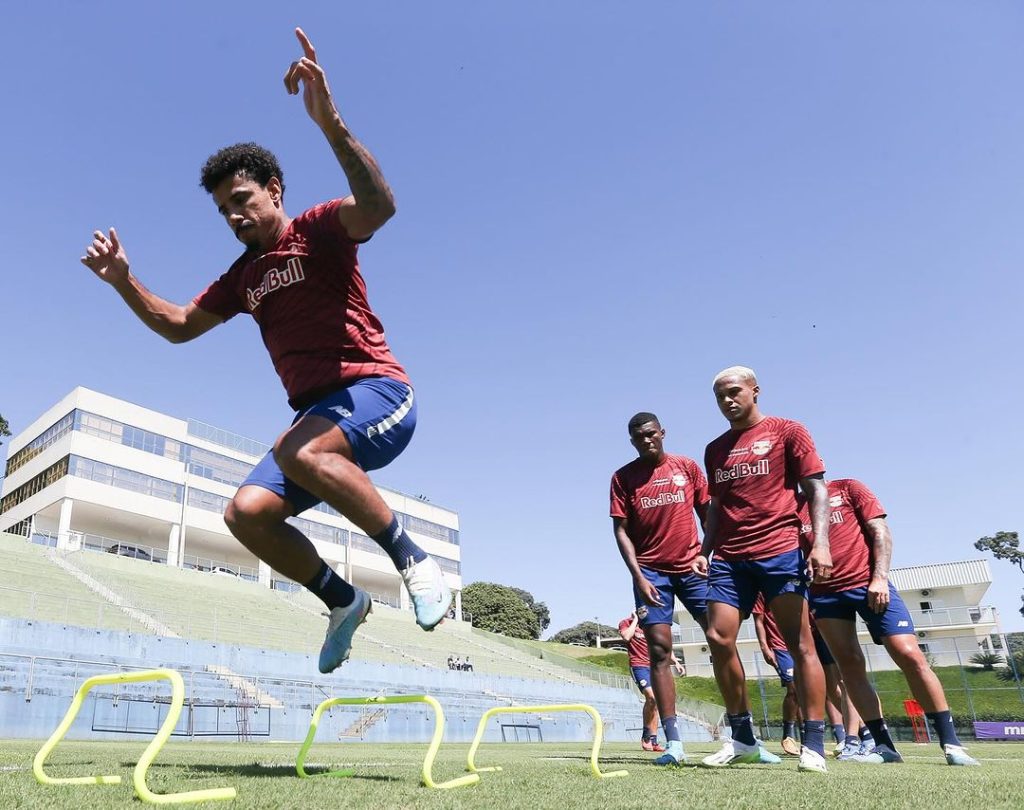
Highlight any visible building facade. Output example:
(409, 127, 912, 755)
(666, 558, 1005, 676)
(0, 388, 464, 617)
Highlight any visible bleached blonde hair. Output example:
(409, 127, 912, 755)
(712, 366, 758, 387)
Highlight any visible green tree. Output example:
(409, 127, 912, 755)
(969, 651, 1003, 671)
(0, 413, 10, 446)
(509, 587, 550, 633)
(461, 582, 540, 639)
(550, 621, 618, 647)
(974, 531, 1024, 618)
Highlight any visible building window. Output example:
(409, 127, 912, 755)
(68, 455, 182, 503)
(185, 446, 255, 488)
(396, 511, 460, 546)
(919, 601, 933, 612)
(433, 555, 461, 575)
(350, 532, 388, 557)
(4, 412, 75, 476)
(0, 456, 70, 513)
(287, 516, 347, 547)
(188, 488, 232, 513)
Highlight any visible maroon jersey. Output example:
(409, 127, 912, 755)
(194, 199, 410, 409)
(799, 479, 887, 594)
(705, 416, 824, 562)
(752, 592, 787, 652)
(610, 454, 710, 575)
(618, 617, 650, 667)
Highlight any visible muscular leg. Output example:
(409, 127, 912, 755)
(644, 623, 680, 731)
(883, 635, 948, 713)
(705, 602, 748, 714)
(783, 681, 800, 727)
(224, 486, 322, 584)
(815, 619, 884, 722)
(642, 688, 659, 737)
(823, 664, 845, 735)
(770, 594, 825, 722)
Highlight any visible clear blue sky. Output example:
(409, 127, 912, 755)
(2, 2, 1022, 634)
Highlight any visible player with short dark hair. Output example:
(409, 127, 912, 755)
(801, 479, 980, 766)
(693, 367, 833, 773)
(611, 413, 710, 765)
(81, 28, 451, 674)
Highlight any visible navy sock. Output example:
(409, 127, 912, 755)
(372, 516, 427, 571)
(844, 734, 859, 746)
(866, 718, 896, 750)
(783, 721, 797, 739)
(859, 725, 874, 745)
(642, 729, 654, 742)
(832, 723, 846, 744)
(727, 712, 756, 746)
(802, 720, 826, 757)
(662, 715, 681, 743)
(925, 710, 961, 748)
(304, 561, 355, 610)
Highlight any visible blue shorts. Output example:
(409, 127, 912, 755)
(630, 666, 652, 692)
(707, 548, 807, 616)
(242, 377, 416, 514)
(773, 648, 795, 686)
(812, 625, 835, 666)
(810, 583, 915, 645)
(633, 566, 708, 625)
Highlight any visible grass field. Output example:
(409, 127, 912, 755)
(3, 739, 1023, 809)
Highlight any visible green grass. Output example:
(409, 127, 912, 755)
(3, 739, 1023, 809)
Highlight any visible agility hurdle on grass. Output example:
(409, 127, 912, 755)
(33, 667, 237, 804)
(466, 703, 628, 779)
(297, 694, 480, 789)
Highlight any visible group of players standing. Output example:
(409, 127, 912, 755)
(611, 366, 980, 772)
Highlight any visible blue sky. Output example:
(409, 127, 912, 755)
(2, 2, 1022, 634)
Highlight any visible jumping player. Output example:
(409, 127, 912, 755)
(801, 478, 980, 766)
(80, 28, 451, 674)
(611, 413, 711, 765)
(618, 611, 686, 752)
(693, 367, 833, 773)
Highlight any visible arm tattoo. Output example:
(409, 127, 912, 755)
(328, 131, 395, 216)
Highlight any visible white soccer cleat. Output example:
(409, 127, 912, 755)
(401, 556, 452, 630)
(852, 743, 903, 764)
(700, 739, 760, 768)
(943, 744, 980, 766)
(798, 746, 829, 774)
(318, 589, 372, 673)
(653, 740, 688, 766)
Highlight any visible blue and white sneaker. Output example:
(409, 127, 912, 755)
(943, 745, 980, 766)
(836, 739, 862, 761)
(700, 739, 760, 768)
(757, 746, 782, 764)
(798, 746, 829, 773)
(856, 739, 876, 756)
(318, 589, 372, 673)
(852, 743, 904, 764)
(402, 556, 452, 630)
(653, 740, 687, 766)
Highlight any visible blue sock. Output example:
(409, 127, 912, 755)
(372, 516, 427, 571)
(844, 734, 859, 746)
(802, 720, 826, 757)
(859, 725, 874, 745)
(783, 721, 797, 739)
(866, 718, 896, 750)
(304, 561, 355, 610)
(925, 710, 961, 748)
(642, 729, 654, 742)
(727, 712, 756, 746)
(832, 723, 846, 744)
(662, 715, 681, 743)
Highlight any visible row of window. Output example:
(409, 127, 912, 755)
(0, 457, 70, 513)
(68, 455, 183, 503)
(4, 413, 75, 476)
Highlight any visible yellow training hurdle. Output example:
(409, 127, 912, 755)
(297, 694, 479, 789)
(33, 667, 237, 804)
(466, 703, 628, 779)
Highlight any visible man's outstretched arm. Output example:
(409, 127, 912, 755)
(81, 228, 222, 343)
(284, 27, 396, 241)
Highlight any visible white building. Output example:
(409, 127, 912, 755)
(0, 387, 464, 617)
(669, 559, 1005, 675)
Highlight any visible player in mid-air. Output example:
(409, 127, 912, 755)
(617, 610, 686, 752)
(80, 28, 451, 674)
(693, 367, 833, 773)
(800, 478, 980, 766)
(611, 413, 711, 765)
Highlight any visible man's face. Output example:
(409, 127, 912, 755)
(212, 173, 285, 250)
(629, 421, 665, 461)
(714, 375, 759, 423)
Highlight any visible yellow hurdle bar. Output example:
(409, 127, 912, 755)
(297, 694, 479, 789)
(33, 667, 237, 804)
(466, 703, 629, 779)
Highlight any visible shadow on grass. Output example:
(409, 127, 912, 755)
(127, 761, 399, 781)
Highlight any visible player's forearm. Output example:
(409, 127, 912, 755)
(322, 118, 396, 225)
(614, 528, 646, 582)
(700, 501, 720, 558)
(868, 519, 893, 580)
(112, 274, 189, 343)
(804, 479, 831, 551)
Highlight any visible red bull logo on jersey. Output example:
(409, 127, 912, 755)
(639, 490, 688, 509)
(246, 257, 306, 311)
(751, 440, 773, 456)
(714, 459, 769, 484)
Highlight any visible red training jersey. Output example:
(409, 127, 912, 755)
(704, 416, 825, 562)
(610, 454, 710, 575)
(193, 199, 410, 409)
(799, 479, 887, 594)
(618, 617, 650, 667)
(752, 592, 787, 652)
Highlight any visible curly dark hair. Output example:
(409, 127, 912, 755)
(199, 142, 285, 195)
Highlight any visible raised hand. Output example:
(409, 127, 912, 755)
(283, 28, 341, 131)
(81, 228, 130, 286)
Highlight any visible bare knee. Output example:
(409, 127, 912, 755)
(224, 488, 287, 539)
(705, 626, 735, 652)
(892, 643, 930, 676)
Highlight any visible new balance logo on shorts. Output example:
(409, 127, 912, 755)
(897, 620, 909, 627)
(714, 459, 769, 484)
